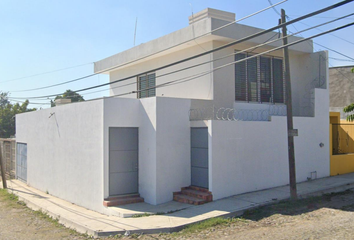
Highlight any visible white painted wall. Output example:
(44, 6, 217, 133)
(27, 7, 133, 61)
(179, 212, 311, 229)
(293, 88, 330, 182)
(138, 98, 158, 204)
(209, 87, 330, 201)
(209, 117, 289, 200)
(290, 51, 328, 116)
(16, 100, 106, 214)
(108, 41, 214, 101)
(102, 97, 158, 205)
(102, 98, 140, 201)
(155, 97, 192, 204)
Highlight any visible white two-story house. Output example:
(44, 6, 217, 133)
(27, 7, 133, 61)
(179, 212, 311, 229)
(16, 8, 329, 215)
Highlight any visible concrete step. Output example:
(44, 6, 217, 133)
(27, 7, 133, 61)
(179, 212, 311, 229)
(173, 193, 207, 205)
(181, 189, 213, 201)
(104, 194, 141, 201)
(103, 195, 144, 207)
(182, 186, 211, 194)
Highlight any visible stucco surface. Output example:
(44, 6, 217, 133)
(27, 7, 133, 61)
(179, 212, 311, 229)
(329, 66, 354, 108)
(209, 88, 330, 201)
(16, 100, 105, 213)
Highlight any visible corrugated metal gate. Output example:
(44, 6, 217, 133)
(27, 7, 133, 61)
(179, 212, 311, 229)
(16, 143, 27, 182)
(109, 127, 138, 196)
(191, 127, 209, 189)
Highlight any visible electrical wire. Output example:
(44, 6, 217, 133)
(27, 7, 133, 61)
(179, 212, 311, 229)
(267, 0, 354, 60)
(10, 13, 354, 100)
(314, 42, 354, 61)
(62, 20, 354, 105)
(4, 0, 288, 92)
(329, 57, 354, 62)
(0, 62, 93, 84)
(9, 0, 353, 101)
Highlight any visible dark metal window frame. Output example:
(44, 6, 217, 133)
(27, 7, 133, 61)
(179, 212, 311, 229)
(137, 72, 156, 99)
(235, 50, 285, 104)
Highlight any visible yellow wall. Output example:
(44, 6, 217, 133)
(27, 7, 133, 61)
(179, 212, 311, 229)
(330, 112, 354, 176)
(330, 154, 354, 176)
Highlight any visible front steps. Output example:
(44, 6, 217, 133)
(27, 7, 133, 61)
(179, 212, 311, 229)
(103, 194, 144, 207)
(173, 186, 213, 205)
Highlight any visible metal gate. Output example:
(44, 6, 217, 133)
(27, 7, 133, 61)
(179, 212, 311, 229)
(191, 127, 209, 189)
(109, 127, 138, 196)
(16, 143, 27, 182)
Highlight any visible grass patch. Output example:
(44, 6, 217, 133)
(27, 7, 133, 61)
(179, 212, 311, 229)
(182, 217, 233, 233)
(132, 212, 165, 218)
(162, 217, 248, 238)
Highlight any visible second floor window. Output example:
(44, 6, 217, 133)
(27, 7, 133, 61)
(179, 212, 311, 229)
(235, 51, 284, 103)
(138, 73, 156, 98)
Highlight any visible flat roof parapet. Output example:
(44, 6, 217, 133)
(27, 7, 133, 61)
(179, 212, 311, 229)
(189, 8, 235, 24)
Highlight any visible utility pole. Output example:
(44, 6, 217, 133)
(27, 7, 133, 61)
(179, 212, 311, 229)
(281, 9, 297, 199)
(0, 144, 7, 189)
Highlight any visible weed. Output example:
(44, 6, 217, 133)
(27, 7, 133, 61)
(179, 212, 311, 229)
(132, 212, 154, 218)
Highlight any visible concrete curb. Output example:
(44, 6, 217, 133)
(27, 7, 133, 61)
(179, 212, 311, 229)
(4, 178, 354, 238)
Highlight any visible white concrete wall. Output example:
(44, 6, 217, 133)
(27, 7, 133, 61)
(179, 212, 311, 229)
(211, 19, 313, 54)
(212, 41, 322, 111)
(155, 97, 192, 204)
(209, 117, 289, 200)
(290, 51, 328, 116)
(102, 98, 140, 200)
(16, 100, 105, 214)
(293, 88, 330, 182)
(138, 98, 158, 204)
(102, 97, 159, 205)
(108, 41, 214, 101)
(209, 87, 330, 201)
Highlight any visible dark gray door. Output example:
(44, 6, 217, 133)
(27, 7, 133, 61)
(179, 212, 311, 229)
(109, 128, 138, 196)
(16, 143, 27, 182)
(191, 127, 208, 189)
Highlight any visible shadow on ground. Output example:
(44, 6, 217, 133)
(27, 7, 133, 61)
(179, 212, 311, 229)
(242, 189, 354, 221)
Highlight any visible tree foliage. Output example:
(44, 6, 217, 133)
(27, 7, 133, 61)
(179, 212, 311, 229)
(344, 69, 354, 121)
(0, 92, 36, 138)
(51, 89, 85, 107)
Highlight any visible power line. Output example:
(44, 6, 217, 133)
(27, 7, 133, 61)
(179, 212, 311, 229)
(0, 62, 93, 84)
(18, 19, 354, 107)
(267, 0, 354, 60)
(268, 0, 282, 16)
(10, 73, 98, 93)
(295, 20, 354, 46)
(59, 20, 354, 105)
(9, 1, 354, 100)
(56, 15, 351, 99)
(287, 15, 354, 20)
(94, 0, 289, 74)
(314, 42, 354, 61)
(329, 57, 354, 62)
(4, 0, 288, 92)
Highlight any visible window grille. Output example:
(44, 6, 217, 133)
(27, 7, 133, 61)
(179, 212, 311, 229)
(138, 73, 156, 98)
(235, 53, 247, 101)
(235, 51, 284, 103)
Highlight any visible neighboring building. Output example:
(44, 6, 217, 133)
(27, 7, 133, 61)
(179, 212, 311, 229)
(329, 65, 354, 119)
(16, 8, 329, 216)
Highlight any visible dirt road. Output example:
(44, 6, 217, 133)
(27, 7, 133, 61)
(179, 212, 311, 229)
(1, 188, 354, 239)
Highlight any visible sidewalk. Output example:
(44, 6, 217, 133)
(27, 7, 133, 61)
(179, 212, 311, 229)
(2, 173, 354, 238)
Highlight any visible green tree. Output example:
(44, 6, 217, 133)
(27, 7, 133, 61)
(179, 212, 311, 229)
(51, 89, 85, 107)
(343, 68, 354, 121)
(0, 92, 36, 138)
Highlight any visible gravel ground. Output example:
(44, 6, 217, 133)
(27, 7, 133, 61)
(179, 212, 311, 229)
(1, 188, 354, 240)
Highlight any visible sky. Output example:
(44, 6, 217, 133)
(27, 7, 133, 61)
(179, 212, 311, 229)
(1, 0, 353, 108)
